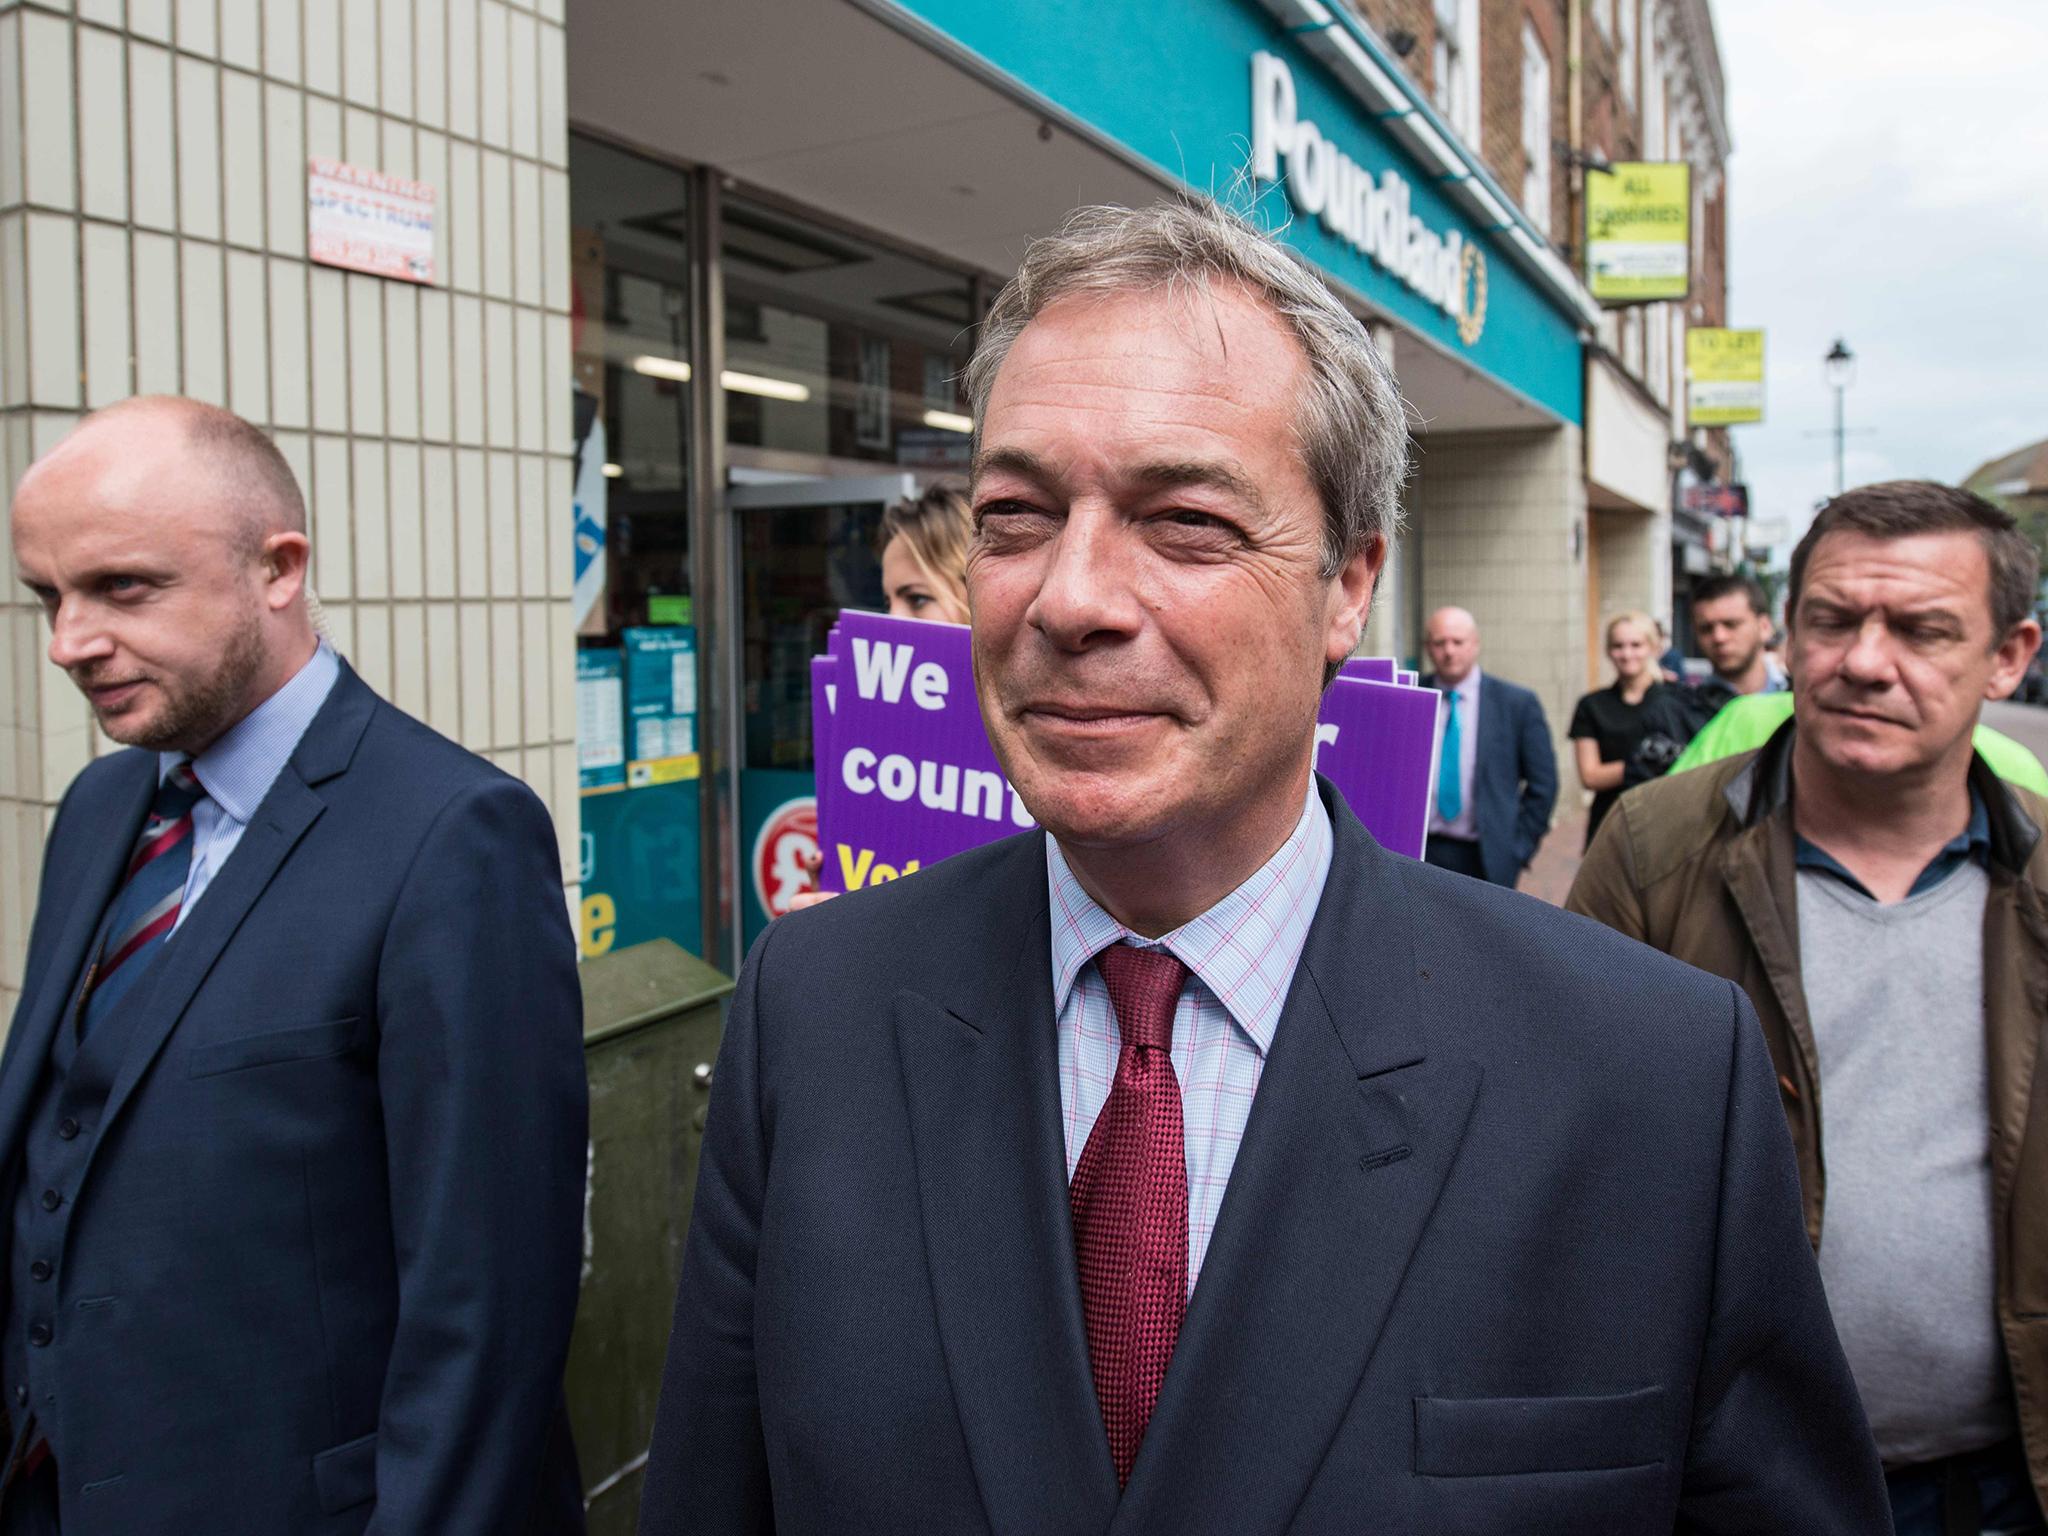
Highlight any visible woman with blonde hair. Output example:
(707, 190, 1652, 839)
(878, 484, 973, 624)
(1569, 610, 1681, 846)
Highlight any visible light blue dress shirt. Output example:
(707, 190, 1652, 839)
(158, 642, 342, 934)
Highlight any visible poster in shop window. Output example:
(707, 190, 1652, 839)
(1585, 162, 1690, 304)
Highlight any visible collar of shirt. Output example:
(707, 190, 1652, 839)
(1046, 782, 1334, 1056)
(160, 642, 343, 815)
(1449, 667, 1481, 707)
(1795, 784, 1991, 902)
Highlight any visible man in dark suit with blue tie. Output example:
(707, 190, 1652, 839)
(3, 398, 587, 1534)
(639, 199, 1887, 1533)
(1419, 606, 1558, 886)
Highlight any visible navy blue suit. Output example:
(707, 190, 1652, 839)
(1422, 671, 1558, 885)
(640, 778, 1887, 1533)
(0, 666, 587, 1534)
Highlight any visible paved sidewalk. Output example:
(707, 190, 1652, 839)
(1518, 804, 1590, 907)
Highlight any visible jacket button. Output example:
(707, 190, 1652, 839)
(28, 1261, 51, 1283)
(55, 1119, 79, 1141)
(28, 1323, 51, 1348)
(12, 1385, 24, 1406)
(38, 1190, 60, 1212)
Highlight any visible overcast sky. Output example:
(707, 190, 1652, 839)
(1715, 0, 2048, 551)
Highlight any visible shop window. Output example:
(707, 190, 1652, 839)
(1521, 24, 1552, 238)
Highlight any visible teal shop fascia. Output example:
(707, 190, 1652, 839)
(859, 0, 1594, 427)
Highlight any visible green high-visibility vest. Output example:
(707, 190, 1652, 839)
(1667, 691, 2048, 795)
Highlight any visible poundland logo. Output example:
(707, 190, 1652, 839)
(1251, 52, 1487, 346)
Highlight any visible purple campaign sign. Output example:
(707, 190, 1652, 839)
(814, 611, 1037, 893)
(1312, 677, 1441, 858)
(1340, 656, 1397, 684)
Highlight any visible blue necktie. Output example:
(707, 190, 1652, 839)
(1437, 693, 1463, 824)
(82, 764, 207, 1034)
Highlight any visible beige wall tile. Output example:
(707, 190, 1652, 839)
(456, 601, 489, 747)
(130, 0, 173, 42)
(514, 305, 542, 451)
(321, 597, 353, 657)
(20, 10, 75, 212)
(131, 229, 181, 394)
(262, 0, 300, 84)
(484, 448, 516, 594)
(482, 298, 512, 448)
(417, 285, 450, 440)
(346, 271, 385, 434)
(308, 266, 347, 431)
(271, 428, 311, 515)
(264, 83, 306, 258)
(38, 683, 91, 806)
(476, 0, 505, 149)
(506, 7, 535, 160)
(444, 0, 475, 141)
(414, 128, 447, 285)
(0, 15, 21, 213)
(176, 0, 218, 57)
(310, 432, 352, 598)
(352, 438, 389, 597)
(421, 443, 454, 596)
(452, 446, 484, 596)
(390, 600, 425, 719)
(129, 40, 178, 231)
(77, 27, 130, 222)
(449, 293, 481, 443)
(225, 247, 268, 421)
(25, 214, 80, 408)
(510, 157, 539, 307)
(479, 148, 510, 299)
(303, 0, 338, 97)
(266, 256, 309, 427)
(446, 140, 478, 293)
(539, 166, 567, 314)
(413, 0, 445, 128)
(549, 597, 574, 741)
(489, 602, 519, 746)
(519, 598, 548, 746)
(0, 218, 26, 410)
(342, 103, 378, 168)
(351, 600, 391, 697)
(219, 0, 259, 72)
(80, 222, 132, 408)
(384, 281, 418, 437)
(304, 91, 340, 160)
(540, 310, 568, 455)
(340, 0, 376, 108)
(423, 600, 458, 737)
(221, 68, 264, 248)
(378, 117, 413, 178)
(176, 57, 222, 240)
(387, 439, 422, 597)
(536, 20, 563, 168)
(545, 453, 569, 598)
(380, 0, 412, 120)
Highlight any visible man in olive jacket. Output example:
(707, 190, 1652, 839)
(1570, 482, 2048, 1535)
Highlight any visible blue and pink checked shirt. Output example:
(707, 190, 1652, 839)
(1048, 785, 1334, 1296)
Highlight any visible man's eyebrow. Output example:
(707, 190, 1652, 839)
(970, 446, 1054, 489)
(1126, 459, 1265, 510)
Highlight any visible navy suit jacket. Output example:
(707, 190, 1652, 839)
(640, 778, 1887, 1534)
(1422, 671, 1558, 885)
(0, 666, 588, 1535)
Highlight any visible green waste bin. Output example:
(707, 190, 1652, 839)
(567, 938, 734, 1535)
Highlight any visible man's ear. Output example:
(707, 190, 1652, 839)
(1324, 535, 1385, 666)
(261, 530, 312, 613)
(1987, 617, 2044, 702)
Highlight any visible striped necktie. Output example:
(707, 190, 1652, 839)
(81, 764, 207, 1034)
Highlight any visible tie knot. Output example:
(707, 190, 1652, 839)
(1093, 943, 1188, 1054)
(157, 763, 207, 817)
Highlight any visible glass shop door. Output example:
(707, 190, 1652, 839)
(725, 474, 918, 952)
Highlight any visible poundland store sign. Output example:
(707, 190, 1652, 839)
(1251, 52, 1487, 346)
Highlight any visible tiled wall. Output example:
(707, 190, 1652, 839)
(0, 0, 577, 1021)
(1410, 425, 1588, 791)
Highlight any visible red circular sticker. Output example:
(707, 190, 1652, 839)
(752, 798, 819, 921)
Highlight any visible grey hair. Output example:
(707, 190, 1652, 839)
(963, 198, 1409, 575)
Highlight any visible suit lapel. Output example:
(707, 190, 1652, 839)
(1113, 793, 1482, 1534)
(0, 755, 156, 1156)
(894, 832, 1120, 1535)
(82, 666, 378, 1161)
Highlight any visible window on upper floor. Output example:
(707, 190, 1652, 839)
(1521, 23, 1552, 237)
(1618, 0, 1637, 106)
(1432, 0, 1481, 147)
(1595, 0, 1615, 39)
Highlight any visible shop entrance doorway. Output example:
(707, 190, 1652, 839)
(726, 473, 920, 955)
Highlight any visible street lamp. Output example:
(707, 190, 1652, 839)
(1824, 339, 1855, 496)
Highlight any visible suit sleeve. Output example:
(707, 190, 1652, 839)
(637, 920, 778, 1534)
(1675, 982, 1889, 1533)
(1564, 802, 1650, 943)
(365, 777, 589, 1536)
(1512, 693, 1559, 868)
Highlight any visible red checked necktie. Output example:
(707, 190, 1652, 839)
(1069, 942, 1191, 1487)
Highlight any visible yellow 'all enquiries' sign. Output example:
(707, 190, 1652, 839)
(1687, 328, 1766, 426)
(1586, 162, 1691, 303)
